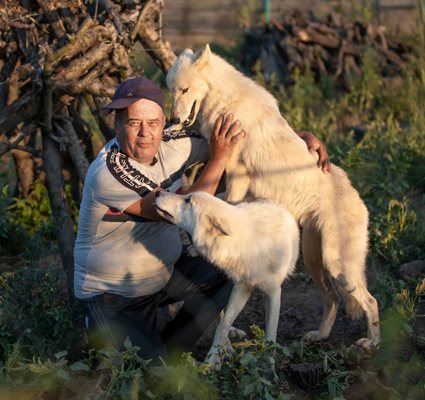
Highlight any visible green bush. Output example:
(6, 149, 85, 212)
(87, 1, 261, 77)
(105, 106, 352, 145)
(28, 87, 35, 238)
(0, 262, 85, 359)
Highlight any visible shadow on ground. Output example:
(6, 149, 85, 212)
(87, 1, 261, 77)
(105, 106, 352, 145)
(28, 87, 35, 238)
(192, 273, 366, 360)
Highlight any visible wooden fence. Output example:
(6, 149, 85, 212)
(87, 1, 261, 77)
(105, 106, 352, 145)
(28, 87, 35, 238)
(162, 0, 420, 50)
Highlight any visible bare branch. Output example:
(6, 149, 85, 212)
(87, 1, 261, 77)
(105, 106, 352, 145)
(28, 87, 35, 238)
(54, 59, 115, 96)
(45, 18, 115, 70)
(35, 0, 67, 40)
(97, 0, 125, 37)
(84, 94, 116, 141)
(53, 42, 114, 83)
(0, 89, 41, 134)
(0, 141, 40, 157)
(134, 0, 176, 73)
(53, 116, 89, 181)
(42, 70, 75, 300)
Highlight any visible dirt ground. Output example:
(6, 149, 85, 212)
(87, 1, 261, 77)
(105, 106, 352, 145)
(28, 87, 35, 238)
(191, 270, 366, 359)
(189, 269, 373, 399)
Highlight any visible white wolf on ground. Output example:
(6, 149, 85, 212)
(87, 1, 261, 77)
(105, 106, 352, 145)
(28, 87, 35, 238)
(165, 44, 380, 349)
(155, 191, 299, 365)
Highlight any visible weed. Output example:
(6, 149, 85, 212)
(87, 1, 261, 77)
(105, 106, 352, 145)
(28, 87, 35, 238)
(373, 280, 425, 399)
(209, 328, 285, 399)
(0, 262, 85, 359)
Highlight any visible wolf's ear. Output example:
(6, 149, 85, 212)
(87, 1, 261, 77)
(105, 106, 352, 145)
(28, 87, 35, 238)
(193, 44, 211, 68)
(181, 48, 194, 58)
(206, 214, 232, 236)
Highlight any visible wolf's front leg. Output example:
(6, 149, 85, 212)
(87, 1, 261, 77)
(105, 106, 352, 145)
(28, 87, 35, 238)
(264, 285, 282, 342)
(224, 156, 250, 204)
(205, 284, 252, 370)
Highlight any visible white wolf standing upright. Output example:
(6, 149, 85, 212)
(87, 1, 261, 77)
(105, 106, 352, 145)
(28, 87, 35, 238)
(165, 44, 380, 349)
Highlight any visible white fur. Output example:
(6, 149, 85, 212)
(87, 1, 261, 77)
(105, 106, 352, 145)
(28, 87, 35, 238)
(165, 45, 380, 349)
(155, 191, 299, 366)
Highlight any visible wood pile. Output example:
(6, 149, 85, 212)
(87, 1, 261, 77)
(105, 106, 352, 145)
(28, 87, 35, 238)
(0, 0, 176, 297)
(240, 10, 413, 90)
(0, 0, 175, 147)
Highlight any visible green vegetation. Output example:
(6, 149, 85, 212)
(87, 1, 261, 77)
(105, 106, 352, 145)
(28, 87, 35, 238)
(1, 15, 425, 400)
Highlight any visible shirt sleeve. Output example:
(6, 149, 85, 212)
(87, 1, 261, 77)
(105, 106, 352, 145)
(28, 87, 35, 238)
(90, 165, 143, 212)
(186, 136, 210, 167)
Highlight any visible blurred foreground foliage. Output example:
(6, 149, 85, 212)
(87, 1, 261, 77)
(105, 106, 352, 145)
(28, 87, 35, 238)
(1, 13, 425, 400)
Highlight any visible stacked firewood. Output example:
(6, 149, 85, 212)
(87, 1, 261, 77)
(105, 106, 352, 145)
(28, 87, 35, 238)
(0, 0, 176, 153)
(0, 0, 176, 296)
(240, 10, 413, 90)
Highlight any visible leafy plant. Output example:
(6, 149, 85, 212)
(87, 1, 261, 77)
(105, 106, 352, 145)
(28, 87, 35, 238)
(6, 180, 52, 234)
(208, 326, 287, 400)
(0, 262, 85, 359)
(373, 279, 425, 399)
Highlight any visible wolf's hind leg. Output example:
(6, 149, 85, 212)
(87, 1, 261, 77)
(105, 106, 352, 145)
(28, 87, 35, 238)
(302, 224, 340, 342)
(319, 209, 380, 348)
(342, 278, 380, 349)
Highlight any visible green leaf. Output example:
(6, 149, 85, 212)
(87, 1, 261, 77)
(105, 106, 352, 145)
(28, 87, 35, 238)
(56, 368, 70, 381)
(124, 336, 133, 349)
(240, 352, 256, 366)
(70, 361, 90, 372)
(54, 350, 68, 361)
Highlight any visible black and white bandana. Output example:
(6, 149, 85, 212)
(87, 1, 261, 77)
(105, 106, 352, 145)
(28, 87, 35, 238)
(106, 130, 202, 197)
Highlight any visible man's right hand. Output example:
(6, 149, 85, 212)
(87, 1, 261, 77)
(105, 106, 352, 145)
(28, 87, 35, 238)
(209, 114, 245, 164)
(184, 114, 245, 196)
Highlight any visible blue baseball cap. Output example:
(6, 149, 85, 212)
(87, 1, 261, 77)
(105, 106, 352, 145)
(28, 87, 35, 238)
(101, 76, 164, 115)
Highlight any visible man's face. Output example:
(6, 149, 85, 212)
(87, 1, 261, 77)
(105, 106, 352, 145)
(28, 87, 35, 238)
(115, 98, 165, 165)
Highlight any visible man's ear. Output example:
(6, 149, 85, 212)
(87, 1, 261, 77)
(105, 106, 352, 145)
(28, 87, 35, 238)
(193, 44, 211, 68)
(206, 214, 232, 236)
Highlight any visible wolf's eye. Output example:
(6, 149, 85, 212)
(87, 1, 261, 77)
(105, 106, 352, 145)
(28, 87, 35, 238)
(184, 197, 191, 204)
(182, 87, 189, 94)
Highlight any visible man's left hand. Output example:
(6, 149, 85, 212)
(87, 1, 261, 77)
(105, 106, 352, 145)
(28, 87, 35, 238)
(297, 131, 331, 174)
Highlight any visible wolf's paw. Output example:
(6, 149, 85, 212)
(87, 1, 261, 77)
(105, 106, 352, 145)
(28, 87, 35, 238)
(355, 337, 379, 351)
(205, 341, 235, 370)
(229, 326, 247, 340)
(205, 350, 223, 371)
(304, 330, 326, 342)
(221, 339, 235, 355)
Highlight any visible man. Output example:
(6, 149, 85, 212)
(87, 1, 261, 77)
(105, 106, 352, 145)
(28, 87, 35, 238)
(74, 76, 329, 361)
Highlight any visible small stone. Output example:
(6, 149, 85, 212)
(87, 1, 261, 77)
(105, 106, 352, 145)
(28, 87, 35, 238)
(397, 260, 425, 281)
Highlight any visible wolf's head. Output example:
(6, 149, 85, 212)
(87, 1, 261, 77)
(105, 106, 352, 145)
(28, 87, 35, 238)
(166, 45, 212, 132)
(154, 191, 233, 238)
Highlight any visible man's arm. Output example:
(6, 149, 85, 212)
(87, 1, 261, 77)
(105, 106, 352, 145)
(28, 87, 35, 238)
(297, 131, 331, 173)
(183, 114, 244, 195)
(124, 189, 162, 220)
(124, 114, 244, 220)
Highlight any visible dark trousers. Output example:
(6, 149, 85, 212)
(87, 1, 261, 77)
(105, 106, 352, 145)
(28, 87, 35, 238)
(80, 253, 233, 361)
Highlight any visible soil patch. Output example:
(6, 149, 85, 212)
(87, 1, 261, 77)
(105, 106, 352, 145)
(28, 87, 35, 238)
(192, 272, 366, 360)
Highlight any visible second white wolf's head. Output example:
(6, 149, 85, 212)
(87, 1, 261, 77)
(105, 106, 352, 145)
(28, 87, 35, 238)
(154, 191, 233, 238)
(166, 45, 213, 132)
